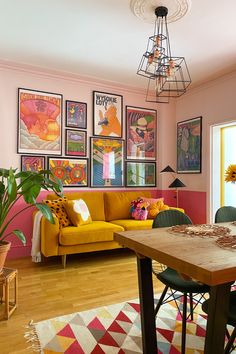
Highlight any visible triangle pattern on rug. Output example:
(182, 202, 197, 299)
(98, 331, 120, 347)
(33, 295, 236, 354)
(57, 324, 76, 338)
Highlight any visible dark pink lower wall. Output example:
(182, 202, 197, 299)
(5, 189, 206, 259)
(158, 189, 207, 224)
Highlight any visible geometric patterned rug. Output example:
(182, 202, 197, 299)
(26, 294, 236, 354)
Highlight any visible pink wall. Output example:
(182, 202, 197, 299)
(176, 71, 236, 222)
(2, 62, 235, 259)
(0, 62, 177, 259)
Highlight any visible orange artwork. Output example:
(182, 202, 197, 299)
(18, 88, 62, 155)
(93, 91, 123, 137)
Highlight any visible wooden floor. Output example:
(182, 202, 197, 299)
(0, 249, 164, 354)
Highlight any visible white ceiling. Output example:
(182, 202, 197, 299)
(0, 0, 236, 90)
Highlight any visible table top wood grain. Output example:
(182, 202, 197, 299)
(114, 223, 236, 286)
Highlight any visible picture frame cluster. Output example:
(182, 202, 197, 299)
(18, 88, 157, 188)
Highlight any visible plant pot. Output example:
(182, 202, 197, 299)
(0, 241, 11, 274)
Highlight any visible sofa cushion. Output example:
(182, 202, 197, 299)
(46, 191, 105, 221)
(65, 199, 92, 226)
(59, 221, 124, 246)
(111, 219, 153, 230)
(43, 197, 71, 228)
(104, 191, 151, 221)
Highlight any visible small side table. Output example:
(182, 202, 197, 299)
(0, 268, 18, 320)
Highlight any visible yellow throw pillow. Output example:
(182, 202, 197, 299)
(43, 197, 71, 228)
(148, 200, 170, 219)
(65, 199, 92, 226)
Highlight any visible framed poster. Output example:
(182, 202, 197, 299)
(177, 116, 202, 173)
(126, 106, 157, 160)
(21, 155, 45, 172)
(93, 91, 123, 137)
(65, 129, 87, 157)
(65, 100, 87, 129)
(48, 157, 88, 187)
(18, 88, 62, 155)
(90, 137, 124, 187)
(126, 161, 156, 187)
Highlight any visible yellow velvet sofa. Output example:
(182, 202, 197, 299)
(39, 191, 180, 267)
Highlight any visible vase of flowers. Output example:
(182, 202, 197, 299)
(225, 164, 236, 183)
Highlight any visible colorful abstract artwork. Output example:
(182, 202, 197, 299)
(93, 91, 123, 137)
(18, 88, 62, 155)
(177, 116, 202, 173)
(48, 157, 88, 187)
(126, 161, 156, 187)
(21, 155, 45, 172)
(65, 100, 87, 129)
(90, 137, 124, 187)
(126, 106, 157, 160)
(65, 129, 87, 157)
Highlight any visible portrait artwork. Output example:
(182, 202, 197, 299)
(66, 101, 87, 129)
(177, 116, 202, 173)
(126, 106, 157, 160)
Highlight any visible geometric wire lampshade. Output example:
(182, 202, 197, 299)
(137, 6, 191, 104)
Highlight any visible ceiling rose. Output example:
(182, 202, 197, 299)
(130, 0, 191, 23)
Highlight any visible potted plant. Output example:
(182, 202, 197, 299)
(0, 167, 63, 272)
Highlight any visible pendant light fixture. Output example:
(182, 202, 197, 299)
(137, 6, 191, 103)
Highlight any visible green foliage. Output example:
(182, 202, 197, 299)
(0, 168, 63, 245)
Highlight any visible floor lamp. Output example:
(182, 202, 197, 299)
(160, 165, 186, 207)
(168, 178, 186, 208)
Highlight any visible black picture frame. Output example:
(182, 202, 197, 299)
(125, 161, 156, 187)
(90, 137, 124, 188)
(65, 100, 87, 129)
(17, 88, 62, 155)
(177, 116, 202, 174)
(21, 155, 45, 172)
(47, 156, 89, 187)
(93, 91, 123, 138)
(126, 105, 157, 160)
(65, 129, 87, 157)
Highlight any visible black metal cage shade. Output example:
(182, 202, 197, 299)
(137, 6, 191, 103)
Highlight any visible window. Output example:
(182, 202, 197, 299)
(221, 125, 236, 206)
(211, 122, 236, 222)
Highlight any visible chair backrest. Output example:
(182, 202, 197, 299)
(215, 206, 236, 223)
(152, 209, 192, 228)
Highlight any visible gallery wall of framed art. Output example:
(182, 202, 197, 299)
(17, 86, 158, 188)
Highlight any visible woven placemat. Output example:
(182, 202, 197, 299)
(168, 224, 231, 238)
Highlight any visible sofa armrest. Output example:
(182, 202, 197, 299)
(40, 215, 60, 257)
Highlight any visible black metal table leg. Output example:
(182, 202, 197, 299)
(204, 282, 231, 353)
(137, 255, 157, 354)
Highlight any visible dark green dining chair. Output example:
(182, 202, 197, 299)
(215, 206, 236, 223)
(152, 209, 210, 354)
(213, 206, 236, 352)
(202, 291, 236, 353)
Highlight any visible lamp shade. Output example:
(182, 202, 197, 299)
(160, 165, 175, 173)
(168, 178, 186, 188)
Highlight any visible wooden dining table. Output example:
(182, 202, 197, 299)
(114, 223, 236, 354)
